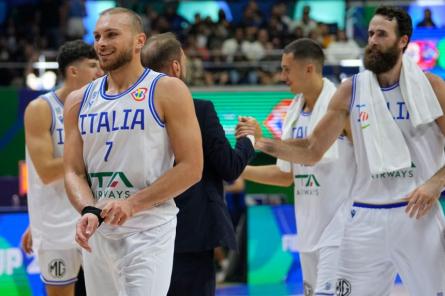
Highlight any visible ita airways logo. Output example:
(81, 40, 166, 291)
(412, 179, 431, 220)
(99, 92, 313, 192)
(89, 172, 134, 199)
(131, 87, 147, 102)
(295, 174, 320, 187)
(89, 172, 134, 188)
(356, 103, 370, 130)
(264, 99, 293, 138)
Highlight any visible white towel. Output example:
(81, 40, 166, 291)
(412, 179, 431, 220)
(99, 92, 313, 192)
(280, 78, 338, 161)
(356, 54, 442, 174)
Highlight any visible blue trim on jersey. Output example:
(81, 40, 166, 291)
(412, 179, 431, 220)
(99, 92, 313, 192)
(99, 68, 150, 100)
(40, 275, 78, 285)
(381, 81, 399, 91)
(301, 111, 312, 116)
(40, 95, 55, 134)
(315, 293, 334, 296)
(79, 82, 94, 117)
(51, 91, 64, 107)
(148, 73, 166, 128)
(352, 201, 408, 209)
(349, 74, 357, 112)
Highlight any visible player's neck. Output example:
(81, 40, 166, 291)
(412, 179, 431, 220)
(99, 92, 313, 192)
(376, 56, 402, 88)
(54, 85, 71, 105)
(302, 77, 324, 111)
(106, 62, 145, 94)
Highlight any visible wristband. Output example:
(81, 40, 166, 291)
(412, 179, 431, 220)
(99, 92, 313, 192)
(81, 206, 105, 226)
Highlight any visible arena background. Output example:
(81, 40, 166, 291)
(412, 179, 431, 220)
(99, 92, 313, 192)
(1, 0, 444, 295)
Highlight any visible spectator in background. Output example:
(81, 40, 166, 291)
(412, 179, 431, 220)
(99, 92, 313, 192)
(417, 7, 437, 28)
(294, 5, 317, 37)
(325, 29, 361, 64)
(65, 0, 87, 40)
(222, 27, 247, 84)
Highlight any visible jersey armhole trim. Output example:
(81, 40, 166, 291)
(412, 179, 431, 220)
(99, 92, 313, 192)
(40, 96, 55, 134)
(148, 73, 166, 128)
(78, 82, 94, 117)
(349, 74, 357, 113)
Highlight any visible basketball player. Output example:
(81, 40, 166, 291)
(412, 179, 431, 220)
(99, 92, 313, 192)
(24, 40, 102, 296)
(63, 8, 203, 295)
(254, 6, 445, 295)
(142, 33, 256, 296)
(236, 38, 355, 296)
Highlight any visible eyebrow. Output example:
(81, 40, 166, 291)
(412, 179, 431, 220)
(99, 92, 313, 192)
(93, 28, 120, 35)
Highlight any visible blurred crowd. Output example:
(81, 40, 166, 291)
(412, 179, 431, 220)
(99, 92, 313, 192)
(0, 0, 369, 87)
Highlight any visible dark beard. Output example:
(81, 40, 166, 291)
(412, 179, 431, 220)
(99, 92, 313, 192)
(363, 42, 400, 74)
(100, 47, 133, 72)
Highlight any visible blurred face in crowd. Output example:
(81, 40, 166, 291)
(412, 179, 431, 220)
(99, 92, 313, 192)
(364, 15, 407, 74)
(281, 53, 313, 94)
(70, 58, 103, 88)
(93, 12, 141, 72)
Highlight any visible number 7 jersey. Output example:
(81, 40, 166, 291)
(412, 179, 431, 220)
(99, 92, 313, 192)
(78, 68, 178, 238)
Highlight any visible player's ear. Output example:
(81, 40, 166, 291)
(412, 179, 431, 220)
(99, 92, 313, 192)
(135, 33, 146, 51)
(67, 65, 78, 78)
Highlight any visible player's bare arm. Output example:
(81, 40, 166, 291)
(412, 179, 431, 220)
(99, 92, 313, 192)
(63, 86, 98, 251)
(242, 165, 293, 187)
(102, 76, 203, 222)
(24, 98, 64, 184)
(256, 79, 352, 165)
(406, 73, 445, 219)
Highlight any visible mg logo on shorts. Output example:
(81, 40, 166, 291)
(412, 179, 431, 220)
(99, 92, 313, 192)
(336, 279, 351, 296)
(48, 259, 66, 278)
(303, 281, 313, 296)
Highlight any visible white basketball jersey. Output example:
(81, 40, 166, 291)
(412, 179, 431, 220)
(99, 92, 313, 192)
(79, 69, 178, 238)
(26, 91, 79, 250)
(278, 109, 355, 252)
(350, 76, 445, 203)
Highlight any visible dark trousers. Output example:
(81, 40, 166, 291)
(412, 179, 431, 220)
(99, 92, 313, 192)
(167, 250, 215, 296)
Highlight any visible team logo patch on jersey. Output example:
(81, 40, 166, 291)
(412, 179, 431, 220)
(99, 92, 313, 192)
(48, 259, 66, 279)
(356, 103, 370, 129)
(131, 87, 147, 102)
(336, 279, 351, 296)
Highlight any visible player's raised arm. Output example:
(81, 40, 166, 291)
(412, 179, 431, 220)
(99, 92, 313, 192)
(257, 79, 352, 165)
(126, 76, 203, 214)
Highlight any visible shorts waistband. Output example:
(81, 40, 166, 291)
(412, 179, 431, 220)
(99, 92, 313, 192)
(352, 201, 408, 209)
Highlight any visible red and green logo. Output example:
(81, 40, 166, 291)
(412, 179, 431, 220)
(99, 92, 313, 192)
(131, 87, 147, 102)
(88, 172, 133, 188)
(295, 174, 320, 187)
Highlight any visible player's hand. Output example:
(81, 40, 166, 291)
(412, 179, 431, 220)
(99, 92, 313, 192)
(235, 116, 262, 139)
(20, 226, 33, 254)
(100, 199, 133, 226)
(405, 179, 441, 219)
(76, 214, 99, 252)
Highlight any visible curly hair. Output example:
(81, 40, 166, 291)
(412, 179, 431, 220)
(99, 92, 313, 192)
(57, 40, 97, 79)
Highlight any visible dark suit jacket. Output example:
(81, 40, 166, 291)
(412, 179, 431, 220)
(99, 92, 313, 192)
(174, 99, 255, 253)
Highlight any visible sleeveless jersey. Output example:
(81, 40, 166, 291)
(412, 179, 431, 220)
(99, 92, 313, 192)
(279, 110, 355, 252)
(350, 76, 445, 204)
(26, 91, 79, 250)
(79, 68, 178, 238)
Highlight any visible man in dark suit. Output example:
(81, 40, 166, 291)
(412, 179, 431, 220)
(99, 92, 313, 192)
(142, 33, 258, 296)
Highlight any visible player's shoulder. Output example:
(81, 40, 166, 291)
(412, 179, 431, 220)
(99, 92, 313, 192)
(156, 75, 187, 91)
(155, 76, 191, 102)
(425, 72, 444, 88)
(25, 94, 52, 115)
(65, 84, 91, 107)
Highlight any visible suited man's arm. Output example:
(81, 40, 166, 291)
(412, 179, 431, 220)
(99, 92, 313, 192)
(202, 101, 255, 182)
